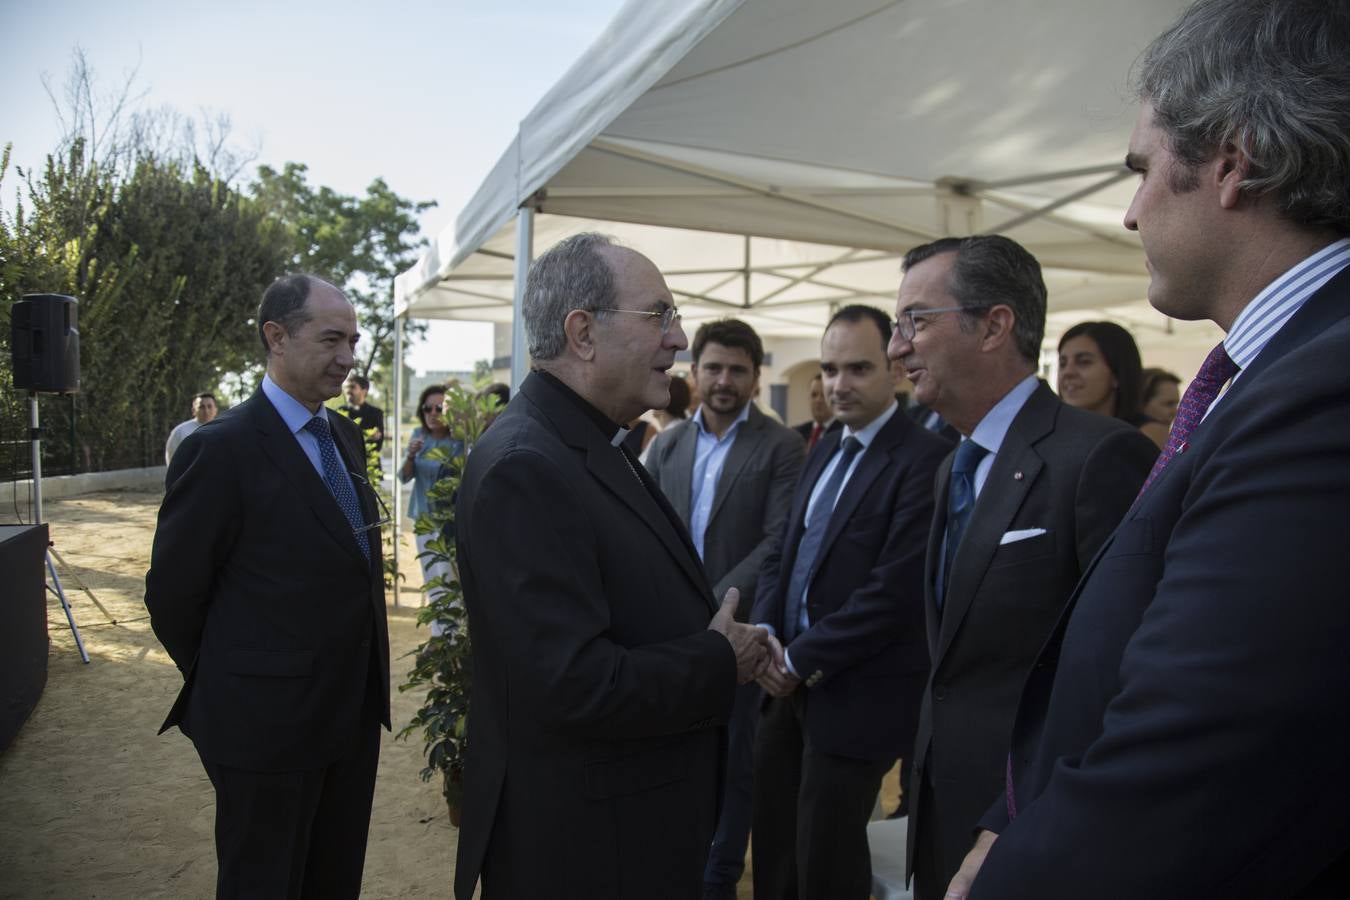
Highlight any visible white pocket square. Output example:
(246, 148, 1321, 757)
(1000, 527, 1047, 545)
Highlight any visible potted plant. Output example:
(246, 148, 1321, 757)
(399, 383, 502, 824)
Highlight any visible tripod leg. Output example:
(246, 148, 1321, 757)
(47, 551, 90, 664)
(47, 546, 117, 624)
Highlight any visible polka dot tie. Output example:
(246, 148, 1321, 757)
(304, 415, 369, 562)
(1137, 342, 1239, 497)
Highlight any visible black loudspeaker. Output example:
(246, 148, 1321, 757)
(11, 294, 80, 394)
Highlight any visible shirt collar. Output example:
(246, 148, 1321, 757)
(969, 374, 1040, 455)
(262, 374, 329, 435)
(692, 402, 751, 438)
(1224, 237, 1350, 371)
(842, 399, 899, 450)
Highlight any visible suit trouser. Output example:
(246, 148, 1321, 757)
(911, 768, 954, 900)
(704, 680, 761, 886)
(752, 691, 892, 900)
(200, 716, 381, 900)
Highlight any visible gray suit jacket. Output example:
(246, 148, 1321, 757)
(645, 404, 805, 620)
(906, 381, 1157, 890)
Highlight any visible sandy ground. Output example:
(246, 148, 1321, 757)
(0, 488, 899, 899)
(0, 489, 452, 899)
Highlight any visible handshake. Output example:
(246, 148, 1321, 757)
(707, 588, 794, 692)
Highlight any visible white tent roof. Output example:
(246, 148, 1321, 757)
(395, 0, 1221, 362)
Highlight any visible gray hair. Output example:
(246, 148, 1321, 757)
(1135, 0, 1350, 232)
(523, 232, 620, 361)
(902, 235, 1046, 364)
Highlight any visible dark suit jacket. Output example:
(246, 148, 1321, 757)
(454, 372, 738, 900)
(751, 406, 950, 760)
(794, 418, 842, 448)
(145, 390, 389, 773)
(645, 404, 805, 619)
(973, 267, 1350, 898)
(908, 402, 962, 444)
(906, 382, 1156, 886)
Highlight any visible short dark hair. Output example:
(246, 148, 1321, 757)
(192, 392, 216, 403)
(902, 235, 1046, 364)
(478, 382, 510, 408)
(1134, 0, 1350, 232)
(345, 374, 370, 391)
(691, 318, 764, 370)
(1141, 366, 1181, 404)
(1059, 321, 1146, 424)
(826, 305, 892, 353)
(663, 375, 690, 419)
(257, 274, 343, 357)
(415, 383, 446, 430)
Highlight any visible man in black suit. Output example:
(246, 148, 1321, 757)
(887, 235, 1156, 899)
(339, 373, 385, 461)
(751, 305, 950, 900)
(947, 3, 1350, 898)
(145, 275, 389, 899)
(644, 318, 805, 900)
(793, 372, 838, 451)
(453, 233, 771, 900)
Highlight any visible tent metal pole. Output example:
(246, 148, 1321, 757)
(391, 312, 403, 609)
(511, 206, 534, 391)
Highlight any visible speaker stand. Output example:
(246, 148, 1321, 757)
(30, 393, 99, 664)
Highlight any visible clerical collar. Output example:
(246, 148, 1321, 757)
(534, 369, 627, 444)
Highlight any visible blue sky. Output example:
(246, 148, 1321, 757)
(2, 0, 628, 371)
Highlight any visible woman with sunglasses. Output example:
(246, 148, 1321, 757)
(401, 383, 463, 632)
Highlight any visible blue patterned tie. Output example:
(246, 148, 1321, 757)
(936, 438, 989, 610)
(304, 416, 369, 562)
(784, 436, 863, 640)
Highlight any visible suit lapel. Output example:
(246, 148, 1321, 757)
(524, 374, 715, 613)
(935, 385, 1054, 663)
(331, 414, 380, 567)
(816, 409, 910, 560)
(925, 454, 954, 652)
(708, 408, 763, 528)
(250, 393, 367, 566)
(665, 420, 698, 524)
(785, 428, 837, 563)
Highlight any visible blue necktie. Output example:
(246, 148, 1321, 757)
(784, 436, 862, 640)
(936, 438, 988, 610)
(304, 416, 369, 562)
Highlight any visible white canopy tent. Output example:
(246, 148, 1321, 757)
(395, 0, 1219, 369)
(387, 0, 1220, 572)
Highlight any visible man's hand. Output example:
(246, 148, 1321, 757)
(756, 633, 800, 697)
(708, 588, 770, 683)
(944, 829, 997, 899)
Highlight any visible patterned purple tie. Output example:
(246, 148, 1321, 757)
(1137, 342, 1239, 497)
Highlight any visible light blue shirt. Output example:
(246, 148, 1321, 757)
(688, 404, 752, 559)
(932, 374, 1041, 579)
(261, 374, 362, 500)
(782, 399, 900, 676)
(1212, 237, 1350, 418)
(967, 374, 1041, 500)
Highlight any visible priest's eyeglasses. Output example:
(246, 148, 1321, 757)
(599, 304, 682, 335)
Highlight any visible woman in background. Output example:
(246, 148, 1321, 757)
(400, 383, 463, 633)
(1058, 321, 1169, 448)
(1140, 367, 1182, 428)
